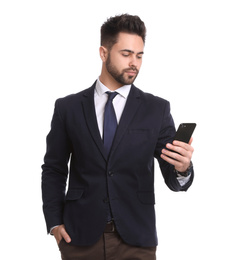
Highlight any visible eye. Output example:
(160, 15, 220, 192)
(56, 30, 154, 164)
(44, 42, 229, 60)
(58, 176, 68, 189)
(122, 53, 129, 57)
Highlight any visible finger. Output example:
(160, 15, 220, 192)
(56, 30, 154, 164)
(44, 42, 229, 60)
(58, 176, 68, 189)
(172, 141, 194, 154)
(161, 153, 181, 168)
(161, 153, 190, 172)
(166, 143, 188, 157)
(162, 148, 183, 162)
(173, 138, 194, 147)
(60, 227, 71, 243)
(172, 140, 189, 149)
(188, 137, 193, 145)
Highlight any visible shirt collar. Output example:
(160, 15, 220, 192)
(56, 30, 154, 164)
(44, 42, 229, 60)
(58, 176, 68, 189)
(95, 77, 131, 99)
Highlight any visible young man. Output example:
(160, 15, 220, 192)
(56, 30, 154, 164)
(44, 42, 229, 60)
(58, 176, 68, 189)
(42, 14, 194, 260)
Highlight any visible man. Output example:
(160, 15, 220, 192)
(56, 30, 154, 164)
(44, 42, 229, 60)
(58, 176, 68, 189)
(42, 14, 194, 260)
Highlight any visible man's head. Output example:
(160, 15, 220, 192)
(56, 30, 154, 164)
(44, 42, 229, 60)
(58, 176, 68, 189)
(99, 14, 146, 89)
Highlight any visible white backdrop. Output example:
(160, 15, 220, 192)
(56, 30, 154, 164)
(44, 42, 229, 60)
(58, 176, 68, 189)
(1, 0, 235, 259)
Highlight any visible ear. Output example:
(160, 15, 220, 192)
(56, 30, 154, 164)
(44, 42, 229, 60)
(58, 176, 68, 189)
(99, 46, 108, 62)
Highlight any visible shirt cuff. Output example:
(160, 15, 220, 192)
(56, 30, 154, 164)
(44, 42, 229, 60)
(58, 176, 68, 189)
(177, 174, 192, 186)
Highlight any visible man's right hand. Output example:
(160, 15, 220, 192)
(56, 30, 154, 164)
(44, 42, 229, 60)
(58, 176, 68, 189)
(51, 224, 71, 245)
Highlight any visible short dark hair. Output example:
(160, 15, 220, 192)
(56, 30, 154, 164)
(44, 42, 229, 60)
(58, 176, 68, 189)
(101, 14, 146, 50)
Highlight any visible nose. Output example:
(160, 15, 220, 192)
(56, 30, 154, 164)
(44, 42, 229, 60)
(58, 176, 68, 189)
(129, 55, 139, 69)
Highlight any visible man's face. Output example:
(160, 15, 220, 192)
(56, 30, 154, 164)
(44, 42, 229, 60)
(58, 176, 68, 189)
(105, 32, 144, 85)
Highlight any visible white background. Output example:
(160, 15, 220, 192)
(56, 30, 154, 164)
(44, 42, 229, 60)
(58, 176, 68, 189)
(1, 0, 235, 259)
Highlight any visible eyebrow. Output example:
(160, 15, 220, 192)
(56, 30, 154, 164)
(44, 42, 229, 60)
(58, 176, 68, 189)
(120, 49, 144, 55)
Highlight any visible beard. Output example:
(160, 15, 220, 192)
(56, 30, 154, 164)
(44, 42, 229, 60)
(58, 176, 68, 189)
(106, 54, 139, 85)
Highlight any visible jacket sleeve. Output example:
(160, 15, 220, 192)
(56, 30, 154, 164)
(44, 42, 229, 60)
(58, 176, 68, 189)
(41, 99, 71, 233)
(154, 101, 194, 192)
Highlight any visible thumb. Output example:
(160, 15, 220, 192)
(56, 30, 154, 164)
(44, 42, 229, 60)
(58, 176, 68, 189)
(61, 226, 71, 243)
(188, 137, 193, 145)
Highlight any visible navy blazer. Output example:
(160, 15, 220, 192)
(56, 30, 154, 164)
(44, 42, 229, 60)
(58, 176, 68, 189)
(42, 82, 194, 247)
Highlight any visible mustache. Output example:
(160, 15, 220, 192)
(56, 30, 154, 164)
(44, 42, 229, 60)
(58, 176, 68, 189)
(123, 67, 139, 73)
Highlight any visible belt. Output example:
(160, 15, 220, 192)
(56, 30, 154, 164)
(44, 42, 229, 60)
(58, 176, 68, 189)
(104, 221, 116, 233)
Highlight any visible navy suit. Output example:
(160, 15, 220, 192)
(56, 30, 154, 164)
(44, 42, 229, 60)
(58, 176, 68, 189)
(42, 82, 194, 247)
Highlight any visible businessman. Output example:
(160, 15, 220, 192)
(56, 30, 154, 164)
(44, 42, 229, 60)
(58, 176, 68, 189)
(42, 14, 194, 260)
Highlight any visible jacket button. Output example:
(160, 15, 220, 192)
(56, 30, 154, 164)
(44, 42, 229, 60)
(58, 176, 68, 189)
(108, 171, 114, 176)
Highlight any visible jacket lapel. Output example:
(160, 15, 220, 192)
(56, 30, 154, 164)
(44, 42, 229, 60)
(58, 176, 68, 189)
(81, 83, 107, 161)
(82, 83, 143, 161)
(110, 85, 143, 157)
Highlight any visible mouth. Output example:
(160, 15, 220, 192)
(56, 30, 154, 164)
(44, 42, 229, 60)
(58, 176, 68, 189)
(124, 69, 138, 76)
(126, 71, 137, 76)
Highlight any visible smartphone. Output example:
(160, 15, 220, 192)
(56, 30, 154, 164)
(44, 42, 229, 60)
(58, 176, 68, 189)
(174, 123, 196, 143)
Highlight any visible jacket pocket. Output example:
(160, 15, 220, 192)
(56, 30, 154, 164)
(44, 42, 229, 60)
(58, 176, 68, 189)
(137, 191, 155, 205)
(65, 189, 84, 201)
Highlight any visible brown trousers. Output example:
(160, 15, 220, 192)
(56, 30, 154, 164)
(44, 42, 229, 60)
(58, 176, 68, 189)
(58, 228, 156, 260)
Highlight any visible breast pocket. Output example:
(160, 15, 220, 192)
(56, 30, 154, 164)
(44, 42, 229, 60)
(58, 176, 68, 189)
(126, 129, 156, 148)
(128, 129, 154, 135)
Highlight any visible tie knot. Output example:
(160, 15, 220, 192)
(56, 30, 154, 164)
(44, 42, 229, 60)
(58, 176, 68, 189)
(106, 91, 118, 101)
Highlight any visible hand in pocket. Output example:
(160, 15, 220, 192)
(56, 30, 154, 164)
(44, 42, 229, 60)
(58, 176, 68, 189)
(52, 225, 71, 245)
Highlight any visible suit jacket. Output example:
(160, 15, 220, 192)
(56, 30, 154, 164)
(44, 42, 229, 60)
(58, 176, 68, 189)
(41, 81, 194, 247)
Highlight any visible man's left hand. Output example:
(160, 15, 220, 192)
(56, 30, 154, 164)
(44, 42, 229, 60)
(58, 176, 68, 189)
(161, 137, 194, 173)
